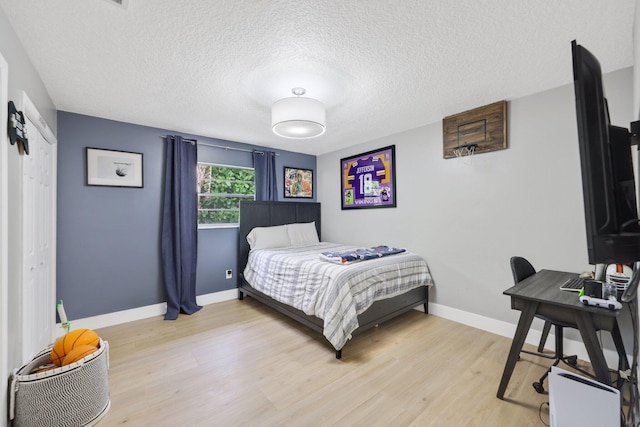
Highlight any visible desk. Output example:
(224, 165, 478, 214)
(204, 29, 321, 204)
(497, 269, 629, 399)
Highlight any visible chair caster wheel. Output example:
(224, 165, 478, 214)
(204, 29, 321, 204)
(533, 382, 545, 393)
(567, 356, 578, 367)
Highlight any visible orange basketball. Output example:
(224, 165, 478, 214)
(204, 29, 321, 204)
(61, 329, 100, 354)
(62, 345, 98, 366)
(50, 338, 67, 367)
(49, 329, 100, 367)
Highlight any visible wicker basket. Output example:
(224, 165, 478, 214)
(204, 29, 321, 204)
(9, 339, 110, 427)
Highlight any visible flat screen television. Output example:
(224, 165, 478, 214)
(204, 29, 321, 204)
(571, 40, 640, 302)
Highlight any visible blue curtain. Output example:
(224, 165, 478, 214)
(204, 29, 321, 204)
(161, 135, 202, 320)
(253, 150, 278, 201)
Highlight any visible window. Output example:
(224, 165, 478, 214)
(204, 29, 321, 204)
(197, 163, 255, 227)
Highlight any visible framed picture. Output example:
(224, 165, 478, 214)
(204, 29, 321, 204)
(341, 145, 396, 210)
(284, 167, 313, 198)
(86, 147, 143, 188)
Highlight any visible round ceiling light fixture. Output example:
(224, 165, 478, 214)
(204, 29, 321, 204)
(272, 87, 326, 139)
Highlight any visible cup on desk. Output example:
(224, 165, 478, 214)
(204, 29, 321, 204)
(602, 282, 617, 301)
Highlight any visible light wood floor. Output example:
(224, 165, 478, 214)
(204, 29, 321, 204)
(95, 298, 597, 426)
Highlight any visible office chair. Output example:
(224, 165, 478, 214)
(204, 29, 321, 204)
(510, 257, 554, 354)
(510, 256, 583, 393)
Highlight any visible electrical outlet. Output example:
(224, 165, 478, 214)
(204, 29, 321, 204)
(225, 269, 233, 279)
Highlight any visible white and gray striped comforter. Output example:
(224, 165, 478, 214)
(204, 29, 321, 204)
(243, 242, 433, 350)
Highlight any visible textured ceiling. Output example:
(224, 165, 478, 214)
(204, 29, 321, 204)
(0, 0, 635, 155)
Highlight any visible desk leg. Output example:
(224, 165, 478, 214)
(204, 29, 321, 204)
(611, 319, 629, 389)
(574, 311, 611, 385)
(497, 301, 538, 399)
(611, 320, 629, 371)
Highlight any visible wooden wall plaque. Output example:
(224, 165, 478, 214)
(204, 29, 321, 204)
(442, 100, 507, 159)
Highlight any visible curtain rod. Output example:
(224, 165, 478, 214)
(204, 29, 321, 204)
(163, 135, 277, 156)
(199, 142, 268, 156)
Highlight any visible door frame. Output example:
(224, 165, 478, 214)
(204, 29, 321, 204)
(0, 51, 9, 427)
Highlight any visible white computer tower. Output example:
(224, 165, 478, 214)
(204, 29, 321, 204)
(549, 366, 620, 427)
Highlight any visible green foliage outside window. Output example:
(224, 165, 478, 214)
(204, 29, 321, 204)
(197, 163, 255, 226)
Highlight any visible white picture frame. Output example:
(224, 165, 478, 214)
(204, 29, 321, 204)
(86, 147, 143, 188)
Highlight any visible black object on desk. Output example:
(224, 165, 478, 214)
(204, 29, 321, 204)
(497, 269, 629, 400)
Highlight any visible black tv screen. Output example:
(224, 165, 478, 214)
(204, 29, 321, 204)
(572, 40, 640, 266)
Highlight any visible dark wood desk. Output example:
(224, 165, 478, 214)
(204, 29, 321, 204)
(497, 269, 629, 399)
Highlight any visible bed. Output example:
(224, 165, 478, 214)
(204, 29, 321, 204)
(237, 201, 432, 358)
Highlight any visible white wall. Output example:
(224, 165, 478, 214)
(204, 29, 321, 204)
(318, 66, 633, 345)
(636, 0, 640, 120)
(0, 6, 57, 427)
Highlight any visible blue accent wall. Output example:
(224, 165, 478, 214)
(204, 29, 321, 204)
(57, 111, 316, 319)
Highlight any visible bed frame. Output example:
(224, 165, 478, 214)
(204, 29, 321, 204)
(237, 200, 429, 359)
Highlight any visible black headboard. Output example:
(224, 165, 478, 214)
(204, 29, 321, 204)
(237, 201, 321, 279)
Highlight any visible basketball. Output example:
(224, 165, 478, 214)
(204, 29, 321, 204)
(50, 338, 66, 367)
(62, 344, 98, 366)
(49, 329, 100, 366)
(62, 329, 100, 354)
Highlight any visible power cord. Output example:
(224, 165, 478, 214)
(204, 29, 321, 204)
(538, 401, 550, 426)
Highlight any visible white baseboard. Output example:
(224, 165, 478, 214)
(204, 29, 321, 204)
(196, 289, 238, 306)
(57, 293, 626, 371)
(426, 302, 625, 370)
(55, 289, 237, 337)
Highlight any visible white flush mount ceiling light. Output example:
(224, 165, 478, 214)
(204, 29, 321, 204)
(272, 87, 326, 139)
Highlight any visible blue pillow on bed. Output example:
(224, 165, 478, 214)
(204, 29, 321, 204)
(246, 225, 290, 250)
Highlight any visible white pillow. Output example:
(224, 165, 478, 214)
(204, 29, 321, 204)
(287, 222, 320, 246)
(246, 225, 290, 250)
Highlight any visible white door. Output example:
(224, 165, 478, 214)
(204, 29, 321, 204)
(21, 111, 56, 361)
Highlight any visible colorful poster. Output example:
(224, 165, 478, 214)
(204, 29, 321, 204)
(284, 167, 313, 198)
(341, 145, 396, 210)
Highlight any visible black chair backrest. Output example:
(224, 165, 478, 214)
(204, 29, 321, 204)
(510, 256, 536, 284)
